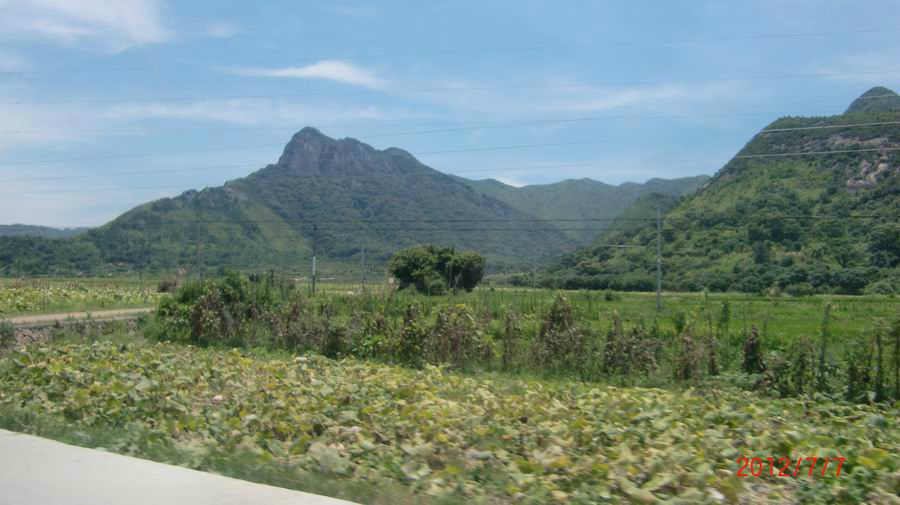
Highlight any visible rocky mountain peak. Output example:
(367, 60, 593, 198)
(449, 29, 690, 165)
(276, 127, 387, 173)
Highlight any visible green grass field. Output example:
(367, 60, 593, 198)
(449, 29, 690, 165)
(308, 284, 900, 348)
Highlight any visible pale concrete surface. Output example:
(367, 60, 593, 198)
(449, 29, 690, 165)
(0, 430, 358, 505)
(7, 307, 154, 326)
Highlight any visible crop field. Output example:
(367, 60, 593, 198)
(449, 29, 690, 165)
(1, 340, 897, 504)
(0, 278, 162, 317)
(1, 274, 898, 503)
(424, 288, 900, 346)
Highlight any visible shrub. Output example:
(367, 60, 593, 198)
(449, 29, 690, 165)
(845, 334, 874, 403)
(601, 313, 660, 377)
(428, 304, 483, 368)
(531, 293, 595, 376)
(784, 282, 815, 297)
(603, 289, 621, 301)
(157, 277, 178, 293)
(757, 337, 815, 397)
(674, 327, 701, 381)
(742, 325, 765, 374)
(0, 320, 14, 348)
(500, 311, 525, 372)
(396, 302, 429, 366)
(865, 280, 896, 295)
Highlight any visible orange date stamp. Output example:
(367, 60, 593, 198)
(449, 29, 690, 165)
(736, 456, 846, 478)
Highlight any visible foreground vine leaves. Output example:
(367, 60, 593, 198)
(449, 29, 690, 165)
(1, 341, 898, 503)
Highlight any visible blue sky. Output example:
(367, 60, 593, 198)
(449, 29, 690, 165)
(1, 0, 899, 226)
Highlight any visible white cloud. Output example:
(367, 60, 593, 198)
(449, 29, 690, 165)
(0, 0, 169, 50)
(228, 60, 387, 89)
(323, 5, 379, 18)
(202, 21, 241, 39)
(103, 99, 404, 126)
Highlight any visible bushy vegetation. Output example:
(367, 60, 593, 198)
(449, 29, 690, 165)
(2, 340, 898, 503)
(388, 245, 485, 294)
(148, 273, 900, 402)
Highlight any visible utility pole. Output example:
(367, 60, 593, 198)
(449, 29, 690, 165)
(194, 216, 201, 279)
(656, 203, 662, 311)
(531, 255, 536, 290)
(311, 224, 317, 296)
(361, 244, 366, 290)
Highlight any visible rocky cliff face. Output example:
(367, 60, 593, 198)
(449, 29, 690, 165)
(275, 127, 419, 177)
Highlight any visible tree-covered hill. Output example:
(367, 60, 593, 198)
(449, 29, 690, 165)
(549, 87, 900, 294)
(1, 128, 582, 275)
(458, 175, 709, 245)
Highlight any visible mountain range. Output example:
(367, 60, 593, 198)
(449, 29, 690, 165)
(0, 129, 705, 276)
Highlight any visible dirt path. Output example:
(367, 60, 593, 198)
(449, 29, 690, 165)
(8, 307, 154, 326)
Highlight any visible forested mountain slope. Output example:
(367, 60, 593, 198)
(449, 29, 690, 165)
(548, 87, 900, 294)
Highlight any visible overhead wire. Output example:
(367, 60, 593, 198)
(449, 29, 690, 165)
(4, 27, 897, 76)
(2, 93, 897, 137)
(6, 70, 900, 105)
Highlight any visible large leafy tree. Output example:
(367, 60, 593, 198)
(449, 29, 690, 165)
(388, 245, 485, 294)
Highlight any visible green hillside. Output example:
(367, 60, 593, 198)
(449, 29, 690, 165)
(459, 175, 709, 244)
(1, 128, 578, 276)
(549, 87, 900, 294)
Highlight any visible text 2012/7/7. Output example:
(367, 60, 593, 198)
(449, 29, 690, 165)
(736, 456, 846, 478)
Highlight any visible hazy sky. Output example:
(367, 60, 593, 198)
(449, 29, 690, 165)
(2, 0, 899, 226)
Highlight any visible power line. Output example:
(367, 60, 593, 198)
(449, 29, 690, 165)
(5, 117, 898, 168)
(0, 143, 285, 166)
(5, 70, 900, 105)
(0, 162, 585, 183)
(0, 184, 210, 194)
(138, 217, 652, 224)
(759, 120, 900, 132)
(72, 213, 900, 228)
(0, 159, 724, 184)
(0, 132, 743, 167)
(6, 111, 897, 140)
(2, 93, 897, 137)
(4, 27, 898, 76)
(1, 139, 896, 185)
(0, 163, 263, 183)
(734, 147, 900, 158)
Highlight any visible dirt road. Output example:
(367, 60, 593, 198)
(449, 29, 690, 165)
(8, 308, 154, 326)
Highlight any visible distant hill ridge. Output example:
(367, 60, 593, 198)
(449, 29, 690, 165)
(458, 175, 709, 245)
(0, 128, 706, 275)
(0, 224, 89, 239)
